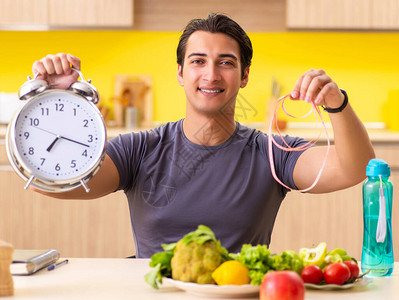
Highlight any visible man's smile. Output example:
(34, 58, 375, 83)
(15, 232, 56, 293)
(198, 88, 225, 94)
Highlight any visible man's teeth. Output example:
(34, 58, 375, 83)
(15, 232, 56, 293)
(199, 89, 223, 93)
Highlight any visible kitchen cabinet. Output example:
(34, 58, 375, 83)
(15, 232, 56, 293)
(286, 0, 399, 30)
(270, 141, 399, 260)
(370, 0, 399, 29)
(286, 0, 370, 29)
(0, 138, 7, 165)
(0, 0, 285, 32)
(132, 0, 286, 31)
(48, 0, 133, 28)
(0, 0, 133, 29)
(0, 0, 47, 26)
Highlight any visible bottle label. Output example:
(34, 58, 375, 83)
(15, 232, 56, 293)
(376, 175, 387, 243)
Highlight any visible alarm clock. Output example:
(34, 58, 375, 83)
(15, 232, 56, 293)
(6, 68, 106, 193)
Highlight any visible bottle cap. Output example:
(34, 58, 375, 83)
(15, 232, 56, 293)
(366, 158, 390, 177)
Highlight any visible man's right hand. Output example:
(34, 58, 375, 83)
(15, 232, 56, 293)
(32, 53, 81, 90)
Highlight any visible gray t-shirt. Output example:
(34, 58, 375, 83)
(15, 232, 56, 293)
(106, 119, 308, 258)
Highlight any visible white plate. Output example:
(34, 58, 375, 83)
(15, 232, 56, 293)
(304, 277, 373, 290)
(163, 278, 259, 298)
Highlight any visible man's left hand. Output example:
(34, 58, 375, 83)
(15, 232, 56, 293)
(290, 69, 344, 110)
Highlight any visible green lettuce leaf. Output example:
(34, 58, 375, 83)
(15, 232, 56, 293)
(230, 244, 274, 285)
(144, 243, 175, 289)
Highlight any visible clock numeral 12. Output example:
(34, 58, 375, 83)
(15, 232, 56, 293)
(55, 103, 64, 111)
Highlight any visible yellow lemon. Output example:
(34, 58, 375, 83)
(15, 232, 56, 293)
(211, 260, 250, 285)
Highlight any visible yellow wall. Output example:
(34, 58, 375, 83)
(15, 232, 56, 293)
(1, 30, 398, 124)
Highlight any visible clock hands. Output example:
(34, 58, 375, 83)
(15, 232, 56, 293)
(46, 135, 61, 152)
(59, 136, 90, 148)
(33, 126, 90, 151)
(32, 126, 57, 136)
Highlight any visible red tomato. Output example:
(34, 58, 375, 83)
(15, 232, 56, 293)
(343, 260, 360, 281)
(323, 262, 351, 285)
(300, 265, 323, 284)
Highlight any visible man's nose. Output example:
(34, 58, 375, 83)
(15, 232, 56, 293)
(203, 63, 221, 81)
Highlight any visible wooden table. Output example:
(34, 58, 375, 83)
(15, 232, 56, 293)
(4, 259, 398, 299)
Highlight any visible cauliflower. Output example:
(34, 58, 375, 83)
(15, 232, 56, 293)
(145, 225, 229, 288)
(171, 225, 229, 284)
(171, 238, 223, 284)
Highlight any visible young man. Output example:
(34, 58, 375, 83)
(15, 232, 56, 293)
(31, 14, 375, 258)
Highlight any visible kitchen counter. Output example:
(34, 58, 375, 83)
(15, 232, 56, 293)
(4, 258, 398, 299)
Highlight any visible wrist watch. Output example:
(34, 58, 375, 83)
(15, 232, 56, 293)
(322, 89, 348, 113)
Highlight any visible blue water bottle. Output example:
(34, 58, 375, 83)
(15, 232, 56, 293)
(361, 159, 394, 276)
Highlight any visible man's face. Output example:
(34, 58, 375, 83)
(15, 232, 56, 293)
(177, 31, 249, 117)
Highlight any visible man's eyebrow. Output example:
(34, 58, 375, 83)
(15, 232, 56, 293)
(219, 54, 238, 60)
(187, 53, 238, 60)
(188, 53, 206, 58)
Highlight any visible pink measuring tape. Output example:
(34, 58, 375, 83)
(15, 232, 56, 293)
(267, 94, 330, 192)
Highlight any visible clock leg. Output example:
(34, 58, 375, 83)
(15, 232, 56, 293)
(80, 180, 90, 193)
(24, 176, 35, 190)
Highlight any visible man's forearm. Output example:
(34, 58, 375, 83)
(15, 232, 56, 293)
(328, 102, 375, 184)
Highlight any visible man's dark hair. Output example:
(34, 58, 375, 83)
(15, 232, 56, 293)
(177, 13, 253, 79)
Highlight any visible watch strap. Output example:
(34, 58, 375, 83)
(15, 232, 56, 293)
(322, 89, 348, 113)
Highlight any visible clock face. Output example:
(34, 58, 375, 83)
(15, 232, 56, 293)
(11, 90, 106, 184)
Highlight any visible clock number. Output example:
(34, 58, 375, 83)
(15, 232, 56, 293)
(70, 160, 77, 168)
(88, 135, 93, 143)
(55, 103, 64, 111)
(82, 150, 88, 157)
(29, 118, 39, 126)
(24, 132, 30, 139)
(73, 108, 77, 116)
(83, 119, 89, 127)
(28, 147, 34, 155)
(40, 158, 46, 166)
(41, 107, 50, 116)
(55, 163, 61, 171)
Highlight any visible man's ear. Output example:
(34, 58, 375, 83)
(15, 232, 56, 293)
(240, 67, 250, 88)
(177, 64, 184, 86)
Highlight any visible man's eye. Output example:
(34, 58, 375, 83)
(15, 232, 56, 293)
(191, 59, 203, 64)
(221, 61, 234, 66)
